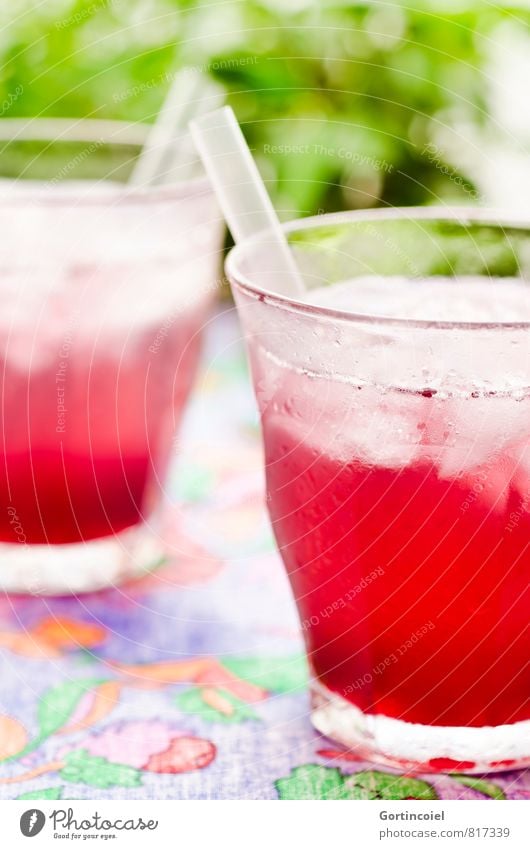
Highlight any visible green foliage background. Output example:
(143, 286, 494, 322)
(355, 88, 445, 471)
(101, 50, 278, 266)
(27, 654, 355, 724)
(0, 1, 528, 214)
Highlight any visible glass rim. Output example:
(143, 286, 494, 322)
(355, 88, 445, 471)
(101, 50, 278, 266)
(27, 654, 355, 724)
(0, 117, 211, 205)
(225, 206, 530, 332)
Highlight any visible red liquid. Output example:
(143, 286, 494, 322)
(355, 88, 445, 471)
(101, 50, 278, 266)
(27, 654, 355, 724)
(0, 309, 203, 545)
(263, 389, 530, 728)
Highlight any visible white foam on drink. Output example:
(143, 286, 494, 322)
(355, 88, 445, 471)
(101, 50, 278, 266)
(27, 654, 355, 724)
(306, 274, 530, 323)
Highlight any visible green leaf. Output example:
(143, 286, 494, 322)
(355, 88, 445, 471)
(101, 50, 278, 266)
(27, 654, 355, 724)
(8, 678, 108, 761)
(276, 765, 438, 800)
(450, 775, 506, 800)
(176, 687, 258, 724)
(37, 678, 106, 740)
(289, 224, 346, 249)
(17, 786, 63, 800)
(345, 771, 438, 800)
(276, 765, 349, 800)
(59, 749, 141, 789)
(221, 655, 308, 694)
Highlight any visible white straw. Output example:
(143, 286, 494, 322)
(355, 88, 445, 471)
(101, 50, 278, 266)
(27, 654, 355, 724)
(130, 68, 223, 187)
(189, 106, 305, 296)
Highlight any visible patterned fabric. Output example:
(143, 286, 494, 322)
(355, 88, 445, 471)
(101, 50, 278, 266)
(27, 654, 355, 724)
(0, 308, 528, 801)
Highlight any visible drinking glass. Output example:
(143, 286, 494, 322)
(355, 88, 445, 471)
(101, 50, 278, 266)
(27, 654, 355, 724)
(226, 208, 530, 773)
(0, 119, 222, 593)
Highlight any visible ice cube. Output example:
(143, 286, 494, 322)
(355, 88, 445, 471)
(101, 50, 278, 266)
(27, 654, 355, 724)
(435, 394, 530, 480)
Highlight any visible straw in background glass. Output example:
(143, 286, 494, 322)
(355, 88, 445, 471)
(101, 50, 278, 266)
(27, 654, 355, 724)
(130, 68, 224, 187)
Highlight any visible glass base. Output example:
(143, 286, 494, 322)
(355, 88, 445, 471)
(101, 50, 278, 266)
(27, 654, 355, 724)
(310, 680, 530, 774)
(0, 523, 166, 595)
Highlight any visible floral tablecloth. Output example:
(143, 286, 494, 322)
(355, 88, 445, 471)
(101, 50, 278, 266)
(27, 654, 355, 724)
(0, 307, 528, 801)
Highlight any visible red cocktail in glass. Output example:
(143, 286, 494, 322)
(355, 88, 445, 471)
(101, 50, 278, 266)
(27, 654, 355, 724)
(227, 209, 530, 772)
(0, 120, 222, 593)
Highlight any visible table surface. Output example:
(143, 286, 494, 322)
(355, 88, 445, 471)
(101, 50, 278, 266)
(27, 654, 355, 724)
(0, 308, 528, 801)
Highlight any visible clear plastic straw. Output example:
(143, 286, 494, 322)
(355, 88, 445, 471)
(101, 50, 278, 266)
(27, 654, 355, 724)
(189, 106, 305, 296)
(130, 68, 223, 187)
